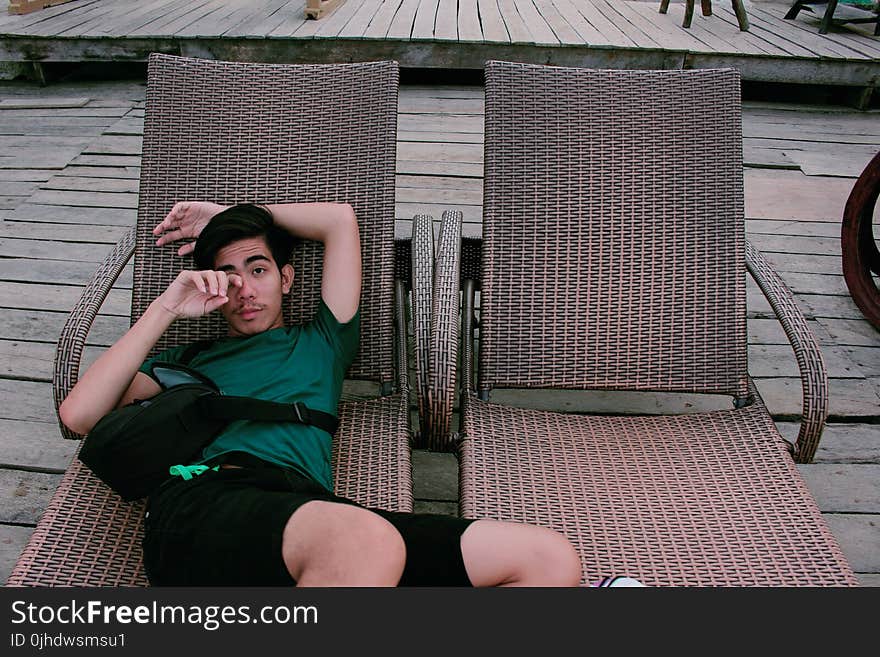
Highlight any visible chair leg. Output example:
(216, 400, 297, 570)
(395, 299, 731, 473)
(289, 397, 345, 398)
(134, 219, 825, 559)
(659, 0, 670, 14)
(702, 0, 712, 16)
(784, 1, 802, 20)
(732, 0, 749, 30)
(819, 0, 838, 34)
(684, 0, 695, 27)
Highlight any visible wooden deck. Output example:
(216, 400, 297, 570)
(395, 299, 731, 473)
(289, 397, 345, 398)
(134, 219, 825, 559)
(0, 0, 879, 89)
(0, 75, 878, 586)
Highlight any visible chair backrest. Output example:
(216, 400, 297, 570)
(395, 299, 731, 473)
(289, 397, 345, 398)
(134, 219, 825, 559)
(133, 54, 399, 384)
(478, 61, 748, 397)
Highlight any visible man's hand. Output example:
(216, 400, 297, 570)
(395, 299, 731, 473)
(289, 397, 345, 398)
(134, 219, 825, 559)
(153, 201, 228, 256)
(157, 270, 243, 319)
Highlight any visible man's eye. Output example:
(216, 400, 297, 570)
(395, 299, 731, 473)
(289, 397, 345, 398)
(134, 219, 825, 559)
(253, 267, 265, 275)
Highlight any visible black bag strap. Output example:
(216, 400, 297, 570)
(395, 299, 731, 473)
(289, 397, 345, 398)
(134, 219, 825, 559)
(196, 395, 340, 436)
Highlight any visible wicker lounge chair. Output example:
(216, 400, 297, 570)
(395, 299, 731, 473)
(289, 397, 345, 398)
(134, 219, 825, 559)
(8, 54, 428, 586)
(428, 61, 858, 586)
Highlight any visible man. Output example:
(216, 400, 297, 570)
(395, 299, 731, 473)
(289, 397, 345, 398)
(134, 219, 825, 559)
(59, 201, 583, 587)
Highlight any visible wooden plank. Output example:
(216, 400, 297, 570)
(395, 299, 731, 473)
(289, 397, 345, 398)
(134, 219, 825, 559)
(762, 252, 840, 275)
(754, 377, 880, 420)
(0, 220, 129, 244)
(590, 0, 663, 49)
(456, 0, 483, 42)
(398, 129, 482, 143)
(818, 318, 880, 348)
(1, 414, 71, 468)
(27, 189, 138, 209)
(776, 422, 880, 464)
(433, 0, 458, 40)
(798, 464, 880, 512)
(0, 169, 54, 183)
(56, 165, 140, 179)
(0, 258, 133, 287)
(74, 0, 183, 37)
(362, 0, 406, 39)
(82, 134, 142, 156)
(0, 97, 89, 109)
(397, 141, 482, 163)
(748, 234, 840, 257)
(513, 0, 561, 45)
(0, 148, 82, 170)
(338, 0, 386, 37)
(175, 0, 257, 38)
(0, 308, 130, 347)
(411, 0, 439, 40)
(0, 280, 130, 315)
(495, 0, 537, 43)
(802, 294, 870, 321)
(0, 237, 117, 263)
(0, 469, 61, 524)
(747, 219, 841, 239)
(0, 379, 57, 423)
(5, 203, 136, 226)
(476, 0, 510, 42)
(41, 175, 139, 194)
(748, 343, 866, 379)
(548, 0, 608, 45)
(386, 0, 421, 39)
(70, 154, 142, 168)
(19, 0, 114, 37)
(126, 0, 217, 36)
(0, 338, 105, 382)
(0, 524, 35, 586)
(396, 160, 483, 177)
(223, 0, 296, 37)
(744, 169, 853, 222)
(824, 513, 880, 573)
(842, 347, 880, 377)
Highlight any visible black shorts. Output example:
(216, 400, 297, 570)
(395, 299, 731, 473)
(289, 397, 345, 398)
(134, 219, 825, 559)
(143, 453, 475, 586)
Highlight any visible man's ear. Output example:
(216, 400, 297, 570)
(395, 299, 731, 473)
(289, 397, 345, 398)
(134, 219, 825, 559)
(281, 263, 294, 294)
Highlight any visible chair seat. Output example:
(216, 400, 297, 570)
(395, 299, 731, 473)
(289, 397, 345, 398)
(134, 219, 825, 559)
(459, 396, 858, 586)
(7, 394, 412, 587)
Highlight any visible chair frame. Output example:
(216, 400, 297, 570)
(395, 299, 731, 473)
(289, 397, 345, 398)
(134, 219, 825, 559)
(424, 62, 857, 586)
(8, 55, 434, 587)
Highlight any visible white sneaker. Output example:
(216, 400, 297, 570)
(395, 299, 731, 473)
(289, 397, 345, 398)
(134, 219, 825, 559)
(590, 576, 645, 587)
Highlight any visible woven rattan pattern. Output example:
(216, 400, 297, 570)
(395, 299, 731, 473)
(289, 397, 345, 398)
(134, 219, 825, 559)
(479, 63, 748, 396)
(134, 54, 398, 384)
(460, 397, 856, 586)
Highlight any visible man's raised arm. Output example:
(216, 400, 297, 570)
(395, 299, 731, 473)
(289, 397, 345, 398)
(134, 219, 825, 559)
(263, 203, 361, 324)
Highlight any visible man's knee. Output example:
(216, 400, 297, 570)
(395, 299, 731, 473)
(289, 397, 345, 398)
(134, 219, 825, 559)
(282, 500, 406, 586)
(462, 520, 582, 587)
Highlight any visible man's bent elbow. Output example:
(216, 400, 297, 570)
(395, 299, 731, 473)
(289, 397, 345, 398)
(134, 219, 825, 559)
(58, 399, 94, 436)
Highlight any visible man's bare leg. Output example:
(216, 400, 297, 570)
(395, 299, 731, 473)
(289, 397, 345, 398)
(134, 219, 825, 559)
(460, 520, 582, 587)
(282, 501, 406, 586)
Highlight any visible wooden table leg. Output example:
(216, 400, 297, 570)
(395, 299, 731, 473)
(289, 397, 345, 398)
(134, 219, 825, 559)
(732, 0, 750, 30)
(684, 0, 695, 27)
(659, 0, 670, 14)
(702, 0, 713, 16)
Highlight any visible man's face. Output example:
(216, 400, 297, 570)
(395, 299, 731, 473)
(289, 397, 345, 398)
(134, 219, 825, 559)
(213, 236, 294, 337)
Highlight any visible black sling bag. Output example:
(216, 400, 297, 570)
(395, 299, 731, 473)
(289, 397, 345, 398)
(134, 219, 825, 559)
(78, 340, 338, 501)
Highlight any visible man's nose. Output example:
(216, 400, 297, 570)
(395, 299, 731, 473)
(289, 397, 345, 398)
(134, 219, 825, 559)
(236, 277, 254, 298)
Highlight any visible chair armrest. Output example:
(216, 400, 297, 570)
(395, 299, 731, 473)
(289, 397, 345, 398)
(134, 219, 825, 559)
(53, 228, 137, 440)
(426, 210, 463, 452)
(745, 240, 829, 463)
(410, 214, 435, 447)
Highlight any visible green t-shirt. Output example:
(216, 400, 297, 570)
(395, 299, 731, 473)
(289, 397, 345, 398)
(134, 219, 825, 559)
(139, 301, 359, 491)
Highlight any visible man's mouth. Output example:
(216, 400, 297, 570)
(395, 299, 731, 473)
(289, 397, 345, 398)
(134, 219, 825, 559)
(238, 306, 262, 320)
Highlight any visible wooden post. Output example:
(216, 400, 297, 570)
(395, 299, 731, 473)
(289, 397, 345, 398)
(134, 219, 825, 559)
(8, 0, 76, 15)
(304, 0, 345, 19)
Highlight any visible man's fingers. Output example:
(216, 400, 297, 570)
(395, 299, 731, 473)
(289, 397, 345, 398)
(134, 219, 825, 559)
(177, 242, 196, 257)
(203, 270, 219, 296)
(228, 273, 243, 288)
(186, 271, 207, 294)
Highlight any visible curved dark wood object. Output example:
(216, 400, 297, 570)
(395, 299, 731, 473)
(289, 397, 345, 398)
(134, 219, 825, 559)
(841, 149, 880, 331)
